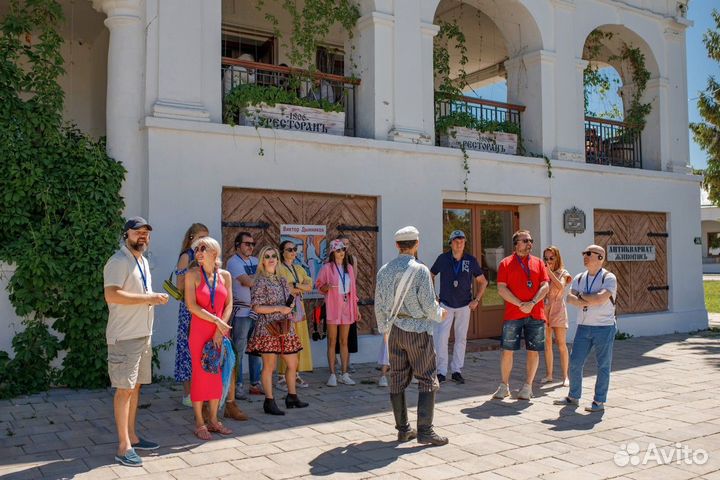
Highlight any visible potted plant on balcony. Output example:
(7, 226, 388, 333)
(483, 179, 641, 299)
(224, 82, 346, 136)
(436, 110, 520, 155)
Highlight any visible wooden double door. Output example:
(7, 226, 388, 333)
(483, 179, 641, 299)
(443, 203, 520, 339)
(221, 187, 379, 333)
(593, 210, 669, 314)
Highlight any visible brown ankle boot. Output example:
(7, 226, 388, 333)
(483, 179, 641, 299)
(223, 401, 249, 421)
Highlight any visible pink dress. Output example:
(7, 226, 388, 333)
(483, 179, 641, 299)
(544, 268, 571, 328)
(316, 262, 358, 325)
(189, 272, 227, 402)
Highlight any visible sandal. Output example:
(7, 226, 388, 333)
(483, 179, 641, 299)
(194, 424, 211, 441)
(208, 421, 232, 436)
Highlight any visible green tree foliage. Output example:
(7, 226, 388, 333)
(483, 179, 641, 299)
(0, 0, 126, 397)
(691, 9, 720, 205)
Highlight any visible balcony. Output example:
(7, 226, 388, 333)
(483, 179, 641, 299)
(221, 58, 359, 137)
(434, 95, 524, 149)
(585, 116, 642, 169)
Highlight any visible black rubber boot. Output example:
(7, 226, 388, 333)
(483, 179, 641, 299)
(390, 392, 417, 442)
(284, 393, 309, 409)
(416, 391, 448, 446)
(263, 398, 285, 416)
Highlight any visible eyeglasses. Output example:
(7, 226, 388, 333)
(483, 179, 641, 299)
(583, 251, 601, 257)
(519, 238, 534, 244)
(241, 241, 256, 247)
(263, 253, 278, 260)
(284, 247, 298, 253)
(194, 245, 208, 253)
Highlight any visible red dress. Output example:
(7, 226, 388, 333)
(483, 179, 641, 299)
(189, 271, 227, 402)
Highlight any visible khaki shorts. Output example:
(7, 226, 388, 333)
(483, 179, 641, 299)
(107, 336, 152, 389)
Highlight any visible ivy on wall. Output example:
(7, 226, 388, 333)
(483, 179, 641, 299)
(0, 0, 126, 398)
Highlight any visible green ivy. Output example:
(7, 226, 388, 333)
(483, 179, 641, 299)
(0, 0, 126, 398)
(433, 20, 469, 101)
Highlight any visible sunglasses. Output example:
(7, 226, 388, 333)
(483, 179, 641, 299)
(194, 245, 208, 253)
(518, 238, 534, 244)
(264, 253, 278, 260)
(241, 241, 256, 246)
(335, 247, 347, 252)
(583, 251, 600, 257)
(284, 247, 298, 253)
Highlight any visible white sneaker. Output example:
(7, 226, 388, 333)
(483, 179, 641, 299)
(296, 375, 309, 388)
(327, 374, 337, 387)
(338, 372, 356, 385)
(182, 394, 192, 407)
(378, 375, 388, 387)
(492, 383, 510, 399)
(562, 378, 570, 387)
(234, 384, 247, 400)
(517, 383, 534, 400)
(276, 375, 288, 392)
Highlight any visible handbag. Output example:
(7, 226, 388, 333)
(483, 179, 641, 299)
(266, 318, 290, 337)
(162, 271, 183, 301)
(201, 340, 223, 374)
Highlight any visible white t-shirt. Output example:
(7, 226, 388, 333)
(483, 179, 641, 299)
(103, 245, 154, 344)
(226, 254, 258, 317)
(571, 268, 617, 326)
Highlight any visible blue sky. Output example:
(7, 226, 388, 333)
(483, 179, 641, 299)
(469, 0, 718, 169)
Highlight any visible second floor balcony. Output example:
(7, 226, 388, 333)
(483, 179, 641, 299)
(585, 117, 643, 169)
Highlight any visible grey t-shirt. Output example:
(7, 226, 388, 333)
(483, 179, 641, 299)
(103, 245, 154, 344)
(226, 254, 258, 317)
(571, 269, 617, 327)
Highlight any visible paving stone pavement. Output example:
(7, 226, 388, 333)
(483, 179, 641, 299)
(2, 330, 720, 480)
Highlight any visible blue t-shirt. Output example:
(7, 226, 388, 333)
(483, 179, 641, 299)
(430, 252, 484, 308)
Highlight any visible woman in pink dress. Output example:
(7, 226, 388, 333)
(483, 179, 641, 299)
(316, 239, 360, 387)
(185, 237, 234, 440)
(541, 246, 572, 387)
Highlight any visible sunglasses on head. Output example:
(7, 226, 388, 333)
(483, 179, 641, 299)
(284, 247, 298, 253)
(194, 245, 208, 253)
(264, 253, 278, 260)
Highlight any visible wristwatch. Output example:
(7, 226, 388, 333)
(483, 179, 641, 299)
(293, 282, 298, 288)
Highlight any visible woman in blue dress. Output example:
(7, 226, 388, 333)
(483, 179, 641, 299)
(175, 223, 209, 406)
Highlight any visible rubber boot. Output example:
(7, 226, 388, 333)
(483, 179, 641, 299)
(390, 392, 417, 442)
(416, 391, 448, 446)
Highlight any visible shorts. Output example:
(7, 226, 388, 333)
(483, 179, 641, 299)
(107, 336, 152, 389)
(501, 318, 545, 351)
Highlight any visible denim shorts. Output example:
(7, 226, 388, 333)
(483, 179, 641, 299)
(501, 318, 546, 351)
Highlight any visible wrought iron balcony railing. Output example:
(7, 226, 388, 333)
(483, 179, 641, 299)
(434, 94, 524, 147)
(585, 116, 642, 169)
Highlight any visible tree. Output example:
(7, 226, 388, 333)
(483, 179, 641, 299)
(691, 9, 720, 205)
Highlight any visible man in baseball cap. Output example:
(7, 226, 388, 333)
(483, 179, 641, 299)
(554, 244, 617, 413)
(123, 216, 153, 232)
(375, 226, 449, 446)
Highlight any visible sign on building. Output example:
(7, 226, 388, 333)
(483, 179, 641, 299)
(241, 104, 345, 136)
(439, 127, 518, 155)
(607, 245, 656, 262)
(280, 224, 327, 298)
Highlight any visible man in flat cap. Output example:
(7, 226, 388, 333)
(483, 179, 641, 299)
(103, 217, 169, 466)
(375, 226, 449, 446)
(554, 244, 617, 413)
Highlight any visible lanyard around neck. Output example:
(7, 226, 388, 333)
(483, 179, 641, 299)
(584, 269, 603, 294)
(201, 267, 217, 310)
(451, 253, 463, 280)
(334, 263, 346, 290)
(134, 256, 148, 293)
(515, 254, 531, 280)
(283, 262, 300, 283)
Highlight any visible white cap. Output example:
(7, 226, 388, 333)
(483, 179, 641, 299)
(394, 226, 420, 242)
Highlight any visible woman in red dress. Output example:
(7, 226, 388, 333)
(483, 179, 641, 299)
(185, 237, 234, 440)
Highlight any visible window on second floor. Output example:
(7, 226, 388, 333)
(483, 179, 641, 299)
(316, 46, 344, 76)
(222, 28, 275, 64)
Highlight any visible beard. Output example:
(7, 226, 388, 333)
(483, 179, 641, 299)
(128, 239, 148, 252)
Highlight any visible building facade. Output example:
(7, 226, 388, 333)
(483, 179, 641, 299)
(0, 0, 707, 372)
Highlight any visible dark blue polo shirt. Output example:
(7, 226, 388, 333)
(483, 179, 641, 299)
(430, 252, 484, 308)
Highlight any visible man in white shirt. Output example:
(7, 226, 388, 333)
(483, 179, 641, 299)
(554, 244, 617, 413)
(103, 217, 169, 467)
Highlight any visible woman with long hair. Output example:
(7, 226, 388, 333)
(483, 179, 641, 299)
(185, 237, 234, 440)
(174, 223, 209, 406)
(247, 246, 309, 415)
(276, 240, 313, 389)
(316, 239, 360, 387)
(542, 246, 572, 386)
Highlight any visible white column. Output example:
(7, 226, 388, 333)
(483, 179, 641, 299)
(664, 23, 692, 174)
(354, 11, 395, 140)
(640, 77, 669, 171)
(505, 49, 556, 157)
(93, 0, 146, 217)
(387, 0, 434, 144)
(151, 0, 221, 122)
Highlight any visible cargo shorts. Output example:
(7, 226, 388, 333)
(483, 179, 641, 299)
(107, 336, 152, 389)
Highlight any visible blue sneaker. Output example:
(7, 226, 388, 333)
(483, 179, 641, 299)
(131, 438, 159, 451)
(115, 448, 143, 467)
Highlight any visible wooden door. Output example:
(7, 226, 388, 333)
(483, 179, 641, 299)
(222, 188, 378, 333)
(443, 203, 519, 339)
(594, 210, 668, 314)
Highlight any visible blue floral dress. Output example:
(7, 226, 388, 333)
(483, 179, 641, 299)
(174, 249, 194, 383)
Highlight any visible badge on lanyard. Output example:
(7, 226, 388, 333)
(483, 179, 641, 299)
(515, 254, 533, 290)
(452, 255, 462, 288)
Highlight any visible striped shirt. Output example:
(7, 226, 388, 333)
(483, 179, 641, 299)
(375, 255, 443, 335)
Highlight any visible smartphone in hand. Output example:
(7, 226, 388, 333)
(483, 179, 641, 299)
(285, 294, 295, 307)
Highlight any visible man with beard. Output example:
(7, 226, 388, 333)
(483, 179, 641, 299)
(104, 217, 169, 466)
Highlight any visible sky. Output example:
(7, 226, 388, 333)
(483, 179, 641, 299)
(467, 0, 719, 169)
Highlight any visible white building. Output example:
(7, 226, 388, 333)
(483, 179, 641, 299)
(701, 188, 720, 273)
(0, 0, 708, 373)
